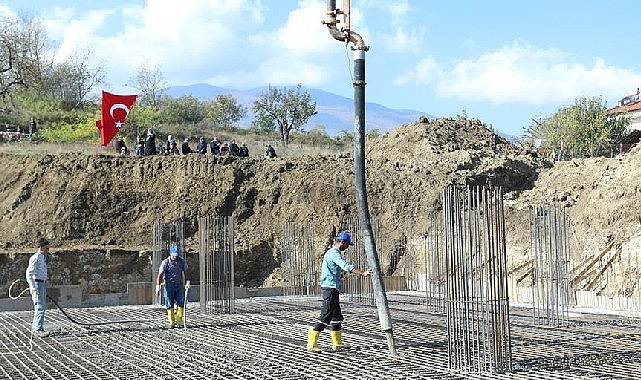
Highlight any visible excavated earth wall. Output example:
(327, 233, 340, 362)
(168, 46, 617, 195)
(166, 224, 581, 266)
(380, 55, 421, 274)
(1, 117, 640, 301)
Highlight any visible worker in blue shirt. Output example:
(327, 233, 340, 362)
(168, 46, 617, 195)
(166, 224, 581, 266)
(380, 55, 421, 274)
(307, 231, 372, 351)
(156, 243, 190, 328)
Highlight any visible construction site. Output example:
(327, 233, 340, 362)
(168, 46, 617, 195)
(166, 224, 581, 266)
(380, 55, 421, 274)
(2, 180, 641, 379)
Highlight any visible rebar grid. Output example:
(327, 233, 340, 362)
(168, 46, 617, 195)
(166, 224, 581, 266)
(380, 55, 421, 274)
(2, 296, 641, 379)
(280, 222, 318, 296)
(530, 205, 571, 326)
(443, 186, 512, 373)
(198, 215, 235, 314)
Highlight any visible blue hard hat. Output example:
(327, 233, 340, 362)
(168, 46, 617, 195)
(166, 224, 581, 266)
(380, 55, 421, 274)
(337, 232, 354, 246)
(169, 243, 180, 256)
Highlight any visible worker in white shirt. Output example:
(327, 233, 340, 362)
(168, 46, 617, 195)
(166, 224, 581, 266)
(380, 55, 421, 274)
(25, 237, 50, 336)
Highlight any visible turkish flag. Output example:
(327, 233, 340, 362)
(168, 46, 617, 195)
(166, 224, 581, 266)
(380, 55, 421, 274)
(95, 91, 138, 146)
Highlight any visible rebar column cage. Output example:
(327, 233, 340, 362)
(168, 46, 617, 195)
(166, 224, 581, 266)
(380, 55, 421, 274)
(281, 222, 318, 296)
(530, 205, 571, 326)
(443, 186, 512, 373)
(198, 215, 235, 314)
(151, 221, 184, 306)
(424, 211, 446, 313)
(343, 218, 375, 305)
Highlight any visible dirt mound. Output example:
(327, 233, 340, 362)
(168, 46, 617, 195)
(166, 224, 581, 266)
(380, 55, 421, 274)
(1, 117, 638, 297)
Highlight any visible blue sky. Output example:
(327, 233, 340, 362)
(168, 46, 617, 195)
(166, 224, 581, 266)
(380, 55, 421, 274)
(2, 0, 641, 137)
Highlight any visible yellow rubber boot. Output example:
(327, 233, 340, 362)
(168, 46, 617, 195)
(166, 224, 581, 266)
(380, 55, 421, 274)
(330, 330, 346, 350)
(306, 329, 321, 352)
(175, 307, 184, 326)
(167, 309, 176, 328)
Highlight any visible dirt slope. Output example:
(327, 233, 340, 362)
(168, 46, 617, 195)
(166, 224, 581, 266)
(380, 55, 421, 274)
(1, 116, 639, 296)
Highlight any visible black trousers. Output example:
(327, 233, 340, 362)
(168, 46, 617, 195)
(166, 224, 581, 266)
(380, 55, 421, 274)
(313, 287, 343, 332)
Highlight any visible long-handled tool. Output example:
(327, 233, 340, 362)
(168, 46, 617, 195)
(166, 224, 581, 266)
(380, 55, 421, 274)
(184, 280, 191, 331)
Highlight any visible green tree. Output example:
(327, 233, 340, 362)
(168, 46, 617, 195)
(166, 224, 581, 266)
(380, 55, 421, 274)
(160, 95, 204, 124)
(336, 129, 354, 143)
(125, 104, 161, 137)
(204, 94, 247, 129)
(252, 84, 317, 146)
(525, 96, 629, 156)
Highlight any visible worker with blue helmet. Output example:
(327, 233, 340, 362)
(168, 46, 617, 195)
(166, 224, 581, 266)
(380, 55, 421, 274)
(156, 243, 190, 328)
(306, 231, 372, 351)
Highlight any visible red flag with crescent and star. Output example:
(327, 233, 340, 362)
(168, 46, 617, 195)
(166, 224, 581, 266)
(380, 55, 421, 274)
(95, 91, 138, 146)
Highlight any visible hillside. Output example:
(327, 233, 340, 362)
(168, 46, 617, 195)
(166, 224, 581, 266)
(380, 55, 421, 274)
(1, 116, 640, 298)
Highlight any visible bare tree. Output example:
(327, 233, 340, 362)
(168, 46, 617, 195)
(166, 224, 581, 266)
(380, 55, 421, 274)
(129, 61, 166, 107)
(0, 13, 51, 99)
(45, 49, 105, 107)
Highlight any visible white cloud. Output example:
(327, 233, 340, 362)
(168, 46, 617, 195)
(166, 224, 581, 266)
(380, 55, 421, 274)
(393, 56, 439, 85)
(397, 42, 641, 106)
(381, 26, 424, 54)
(0, 5, 16, 19)
(35, 0, 352, 90)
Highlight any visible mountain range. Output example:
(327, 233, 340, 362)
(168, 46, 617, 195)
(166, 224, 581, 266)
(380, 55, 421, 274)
(165, 84, 432, 137)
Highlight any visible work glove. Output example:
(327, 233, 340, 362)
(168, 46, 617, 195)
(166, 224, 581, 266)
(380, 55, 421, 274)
(155, 284, 161, 297)
(185, 280, 191, 290)
(31, 287, 38, 296)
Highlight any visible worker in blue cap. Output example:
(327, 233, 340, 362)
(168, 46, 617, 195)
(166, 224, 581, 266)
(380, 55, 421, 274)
(156, 243, 190, 328)
(306, 231, 372, 351)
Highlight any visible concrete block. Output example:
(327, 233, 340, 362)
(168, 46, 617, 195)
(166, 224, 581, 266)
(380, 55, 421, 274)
(48, 285, 82, 308)
(0, 297, 32, 312)
(128, 282, 153, 305)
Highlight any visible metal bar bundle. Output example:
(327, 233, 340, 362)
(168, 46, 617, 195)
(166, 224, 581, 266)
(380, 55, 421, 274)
(530, 205, 571, 325)
(280, 222, 318, 296)
(198, 215, 235, 314)
(443, 185, 512, 373)
(151, 220, 184, 306)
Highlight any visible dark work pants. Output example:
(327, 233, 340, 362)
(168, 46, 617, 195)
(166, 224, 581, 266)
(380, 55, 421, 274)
(313, 287, 343, 332)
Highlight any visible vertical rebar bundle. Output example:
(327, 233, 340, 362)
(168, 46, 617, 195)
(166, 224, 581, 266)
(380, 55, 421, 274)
(443, 186, 512, 373)
(198, 215, 235, 314)
(530, 205, 571, 326)
(424, 211, 446, 313)
(151, 220, 184, 306)
(281, 222, 318, 296)
(343, 218, 376, 305)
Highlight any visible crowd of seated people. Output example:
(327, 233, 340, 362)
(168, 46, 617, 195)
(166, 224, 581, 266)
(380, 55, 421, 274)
(117, 131, 251, 158)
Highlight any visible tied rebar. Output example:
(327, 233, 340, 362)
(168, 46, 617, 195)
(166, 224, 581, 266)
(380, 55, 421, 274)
(443, 185, 512, 373)
(151, 220, 184, 306)
(530, 205, 571, 326)
(417, 211, 447, 313)
(281, 222, 318, 296)
(198, 215, 235, 314)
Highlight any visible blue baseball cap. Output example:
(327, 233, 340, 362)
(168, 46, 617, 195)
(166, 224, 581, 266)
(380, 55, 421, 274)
(169, 243, 180, 256)
(337, 232, 354, 246)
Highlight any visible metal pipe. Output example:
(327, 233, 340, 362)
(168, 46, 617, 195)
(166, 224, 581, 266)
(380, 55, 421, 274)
(324, 0, 394, 356)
